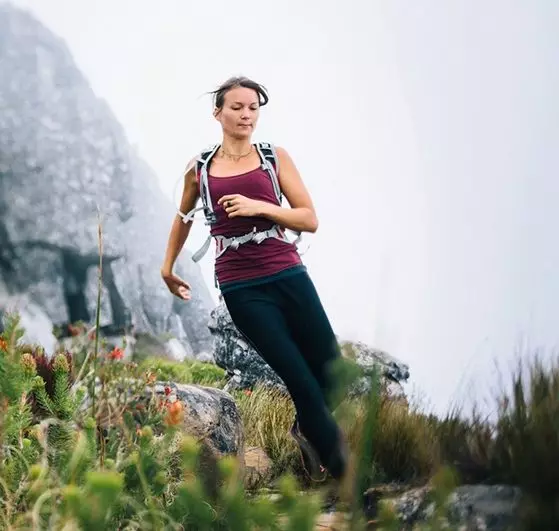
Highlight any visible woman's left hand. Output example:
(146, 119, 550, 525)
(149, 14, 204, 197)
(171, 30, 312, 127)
(218, 194, 266, 218)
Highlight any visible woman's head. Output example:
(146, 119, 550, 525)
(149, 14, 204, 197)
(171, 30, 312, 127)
(211, 76, 269, 140)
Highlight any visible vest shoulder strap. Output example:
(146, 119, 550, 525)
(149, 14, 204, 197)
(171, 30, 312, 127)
(195, 144, 220, 178)
(196, 144, 220, 222)
(255, 142, 282, 204)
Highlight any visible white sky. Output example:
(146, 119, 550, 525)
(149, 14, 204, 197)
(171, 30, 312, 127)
(7, 0, 559, 415)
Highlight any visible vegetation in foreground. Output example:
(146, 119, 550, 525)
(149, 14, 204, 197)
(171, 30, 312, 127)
(1, 311, 558, 529)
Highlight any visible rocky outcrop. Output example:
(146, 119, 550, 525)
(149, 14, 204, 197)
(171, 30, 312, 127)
(364, 484, 521, 531)
(0, 4, 213, 356)
(338, 340, 409, 404)
(208, 301, 278, 391)
(208, 301, 409, 401)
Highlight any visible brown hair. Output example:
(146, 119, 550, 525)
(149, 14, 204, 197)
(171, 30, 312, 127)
(209, 76, 269, 109)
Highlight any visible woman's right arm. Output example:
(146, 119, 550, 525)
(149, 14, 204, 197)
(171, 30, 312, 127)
(160, 158, 199, 299)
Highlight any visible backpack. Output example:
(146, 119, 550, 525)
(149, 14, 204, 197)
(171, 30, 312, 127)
(177, 142, 302, 265)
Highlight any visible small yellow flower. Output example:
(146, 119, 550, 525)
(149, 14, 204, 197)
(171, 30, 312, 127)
(53, 353, 70, 373)
(21, 353, 37, 376)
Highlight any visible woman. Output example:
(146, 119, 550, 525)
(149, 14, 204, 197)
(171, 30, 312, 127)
(161, 76, 348, 483)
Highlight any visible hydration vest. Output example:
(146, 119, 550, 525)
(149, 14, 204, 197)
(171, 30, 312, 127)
(177, 142, 302, 263)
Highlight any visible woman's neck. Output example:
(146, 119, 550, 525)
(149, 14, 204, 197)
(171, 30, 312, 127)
(220, 137, 253, 158)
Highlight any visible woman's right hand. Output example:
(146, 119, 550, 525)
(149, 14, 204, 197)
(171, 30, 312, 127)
(161, 269, 191, 301)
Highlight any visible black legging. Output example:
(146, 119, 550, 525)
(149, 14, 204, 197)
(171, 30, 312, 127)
(222, 269, 347, 479)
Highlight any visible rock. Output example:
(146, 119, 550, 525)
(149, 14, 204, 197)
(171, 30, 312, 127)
(314, 512, 349, 530)
(383, 485, 430, 525)
(0, 290, 57, 354)
(132, 333, 169, 362)
(81, 376, 242, 448)
(339, 340, 410, 382)
(151, 381, 245, 500)
(209, 302, 281, 391)
(209, 301, 409, 401)
(164, 338, 194, 362)
(130, 332, 203, 363)
(243, 446, 273, 489)
(196, 351, 215, 364)
(339, 340, 409, 404)
(0, 4, 213, 356)
(152, 382, 244, 460)
(366, 484, 521, 531)
(446, 485, 522, 531)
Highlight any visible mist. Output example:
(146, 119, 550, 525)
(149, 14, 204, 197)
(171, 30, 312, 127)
(7, 0, 559, 415)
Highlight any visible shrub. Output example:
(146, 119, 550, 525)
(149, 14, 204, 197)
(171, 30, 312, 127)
(492, 356, 559, 530)
(341, 397, 439, 486)
(430, 407, 495, 485)
(376, 401, 440, 483)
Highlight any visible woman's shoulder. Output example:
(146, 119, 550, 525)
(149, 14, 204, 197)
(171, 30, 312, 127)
(268, 145, 298, 179)
(181, 155, 200, 188)
(271, 144, 296, 163)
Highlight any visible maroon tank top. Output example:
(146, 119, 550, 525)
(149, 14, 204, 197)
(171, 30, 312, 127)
(198, 166, 302, 285)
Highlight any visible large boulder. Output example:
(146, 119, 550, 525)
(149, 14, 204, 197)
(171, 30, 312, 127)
(152, 381, 245, 498)
(152, 382, 244, 459)
(208, 300, 409, 402)
(91, 380, 243, 499)
(0, 4, 213, 356)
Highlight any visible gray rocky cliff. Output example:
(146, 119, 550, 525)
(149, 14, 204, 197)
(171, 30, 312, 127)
(0, 4, 213, 354)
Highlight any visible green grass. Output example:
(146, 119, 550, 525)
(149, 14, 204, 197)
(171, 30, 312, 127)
(234, 386, 301, 481)
(428, 407, 495, 485)
(138, 357, 227, 388)
(235, 384, 439, 487)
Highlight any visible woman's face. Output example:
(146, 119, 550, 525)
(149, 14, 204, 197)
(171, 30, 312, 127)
(214, 86, 260, 140)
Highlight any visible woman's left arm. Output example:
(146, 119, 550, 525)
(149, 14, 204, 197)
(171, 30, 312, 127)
(260, 146, 318, 233)
(218, 146, 319, 233)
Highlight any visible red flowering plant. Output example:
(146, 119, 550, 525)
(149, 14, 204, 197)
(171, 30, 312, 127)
(108, 346, 124, 361)
(122, 387, 177, 441)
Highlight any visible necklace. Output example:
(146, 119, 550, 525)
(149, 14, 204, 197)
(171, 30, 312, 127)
(220, 145, 253, 162)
